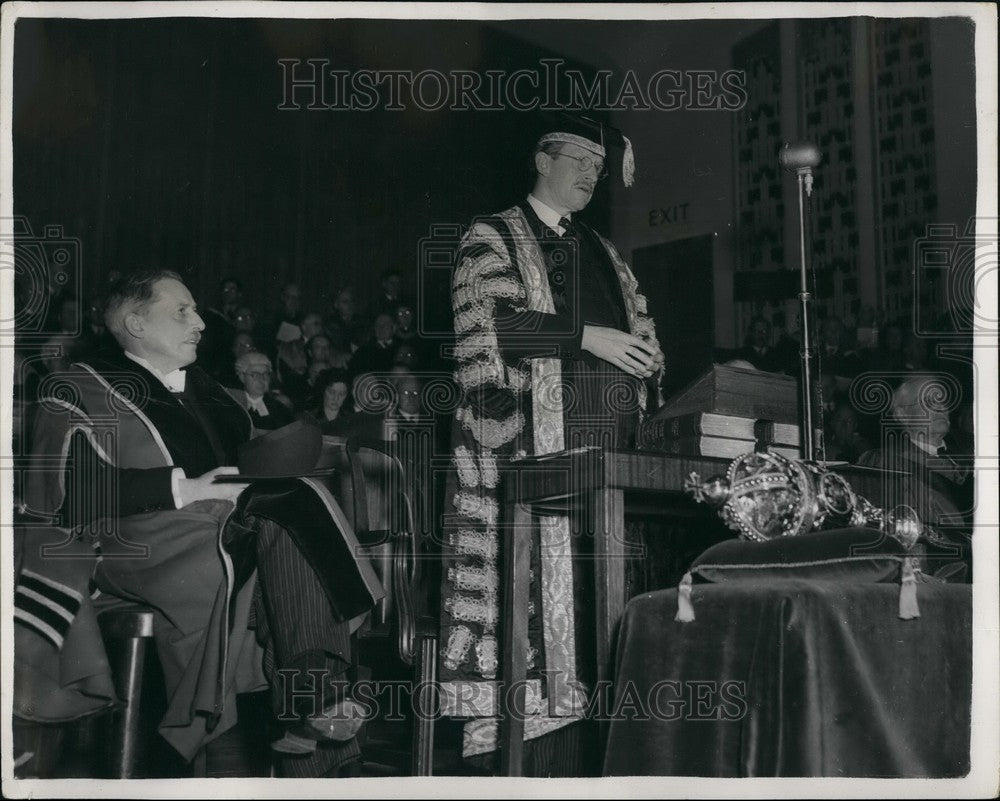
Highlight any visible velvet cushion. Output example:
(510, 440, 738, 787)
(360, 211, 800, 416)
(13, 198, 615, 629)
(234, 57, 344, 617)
(689, 527, 908, 584)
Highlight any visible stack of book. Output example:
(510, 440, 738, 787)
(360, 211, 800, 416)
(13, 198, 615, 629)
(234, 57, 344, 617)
(636, 411, 815, 459)
(636, 363, 821, 459)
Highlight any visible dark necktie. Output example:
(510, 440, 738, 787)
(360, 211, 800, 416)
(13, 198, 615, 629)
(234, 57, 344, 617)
(173, 387, 228, 466)
(558, 217, 576, 237)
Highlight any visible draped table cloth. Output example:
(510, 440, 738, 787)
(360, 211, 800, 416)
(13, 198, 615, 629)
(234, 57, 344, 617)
(602, 579, 971, 777)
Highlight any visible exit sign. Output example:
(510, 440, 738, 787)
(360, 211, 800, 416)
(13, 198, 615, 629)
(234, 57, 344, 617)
(649, 203, 690, 226)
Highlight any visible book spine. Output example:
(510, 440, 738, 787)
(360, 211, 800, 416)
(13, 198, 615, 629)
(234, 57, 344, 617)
(641, 412, 756, 440)
(640, 435, 757, 459)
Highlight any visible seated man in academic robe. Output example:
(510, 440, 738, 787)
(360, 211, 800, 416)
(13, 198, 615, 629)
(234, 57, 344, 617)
(857, 374, 974, 577)
(13, 269, 373, 778)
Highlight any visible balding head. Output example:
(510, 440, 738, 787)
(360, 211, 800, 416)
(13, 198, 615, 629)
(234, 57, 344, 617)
(891, 375, 952, 447)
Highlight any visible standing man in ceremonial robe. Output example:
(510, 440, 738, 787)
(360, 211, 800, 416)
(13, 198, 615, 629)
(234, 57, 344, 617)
(438, 116, 664, 775)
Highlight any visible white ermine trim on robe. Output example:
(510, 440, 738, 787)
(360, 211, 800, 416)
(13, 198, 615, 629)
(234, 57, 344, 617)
(454, 446, 480, 487)
(453, 260, 509, 289)
(478, 452, 499, 488)
(475, 635, 499, 678)
(442, 624, 474, 671)
(453, 491, 499, 527)
(448, 564, 499, 596)
(453, 529, 499, 561)
(444, 592, 499, 629)
(478, 276, 524, 301)
(452, 331, 503, 361)
(453, 299, 496, 336)
(455, 405, 525, 448)
(454, 361, 529, 392)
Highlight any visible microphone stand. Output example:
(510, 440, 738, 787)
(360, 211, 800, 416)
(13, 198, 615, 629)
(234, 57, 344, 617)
(795, 166, 816, 462)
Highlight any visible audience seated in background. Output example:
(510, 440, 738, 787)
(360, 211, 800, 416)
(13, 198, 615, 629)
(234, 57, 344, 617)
(866, 321, 906, 373)
(300, 312, 325, 343)
(901, 330, 930, 372)
(769, 322, 802, 376)
(268, 282, 305, 345)
(199, 276, 242, 379)
(393, 301, 436, 368)
(393, 341, 421, 370)
(326, 287, 367, 355)
(386, 366, 426, 423)
(372, 269, 403, 319)
(274, 338, 310, 411)
(215, 331, 257, 388)
(307, 333, 348, 370)
(852, 304, 880, 355)
(73, 292, 116, 361)
(816, 316, 861, 382)
(229, 351, 295, 433)
(233, 305, 259, 339)
(734, 315, 785, 373)
(348, 313, 399, 379)
(330, 371, 392, 441)
(822, 404, 873, 463)
(307, 368, 354, 435)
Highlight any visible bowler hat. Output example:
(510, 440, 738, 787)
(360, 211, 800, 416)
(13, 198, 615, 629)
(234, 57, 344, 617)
(236, 419, 324, 479)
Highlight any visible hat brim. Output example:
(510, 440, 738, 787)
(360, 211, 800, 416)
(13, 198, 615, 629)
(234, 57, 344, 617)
(214, 469, 336, 483)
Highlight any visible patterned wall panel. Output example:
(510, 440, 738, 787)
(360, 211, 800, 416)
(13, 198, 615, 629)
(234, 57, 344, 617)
(799, 18, 858, 323)
(732, 22, 784, 342)
(873, 18, 938, 320)
(731, 17, 936, 347)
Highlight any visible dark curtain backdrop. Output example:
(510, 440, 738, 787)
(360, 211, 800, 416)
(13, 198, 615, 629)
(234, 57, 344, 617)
(12, 17, 610, 330)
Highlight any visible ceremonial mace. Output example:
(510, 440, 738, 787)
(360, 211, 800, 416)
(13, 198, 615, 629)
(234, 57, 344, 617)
(779, 142, 822, 461)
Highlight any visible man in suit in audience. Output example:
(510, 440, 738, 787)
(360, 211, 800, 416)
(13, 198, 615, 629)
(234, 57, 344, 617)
(229, 350, 296, 433)
(347, 312, 399, 379)
(735, 315, 785, 373)
(14, 269, 371, 778)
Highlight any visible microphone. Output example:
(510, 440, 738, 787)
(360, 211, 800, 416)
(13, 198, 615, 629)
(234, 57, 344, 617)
(779, 142, 821, 171)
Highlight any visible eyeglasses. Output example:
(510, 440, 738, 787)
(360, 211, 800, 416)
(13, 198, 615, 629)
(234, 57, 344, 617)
(245, 371, 271, 380)
(553, 152, 608, 180)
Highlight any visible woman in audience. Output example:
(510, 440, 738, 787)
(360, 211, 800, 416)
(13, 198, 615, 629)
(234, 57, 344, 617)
(308, 368, 354, 435)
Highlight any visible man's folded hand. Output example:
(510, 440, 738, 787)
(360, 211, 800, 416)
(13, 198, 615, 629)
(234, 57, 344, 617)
(582, 325, 661, 379)
(177, 466, 247, 507)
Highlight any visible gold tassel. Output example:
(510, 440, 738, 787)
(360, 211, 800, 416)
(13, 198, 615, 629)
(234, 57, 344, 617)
(622, 136, 635, 187)
(898, 556, 920, 620)
(675, 571, 695, 622)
